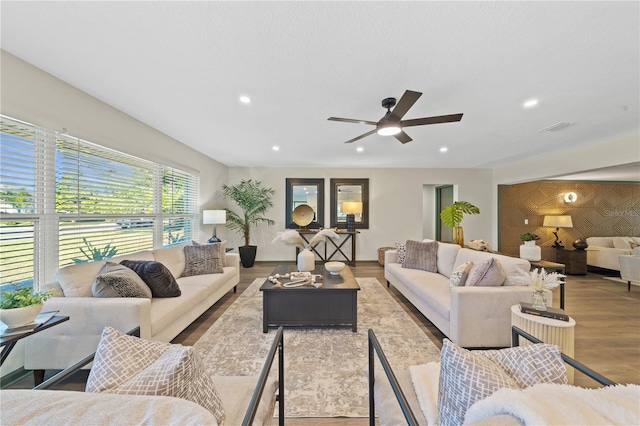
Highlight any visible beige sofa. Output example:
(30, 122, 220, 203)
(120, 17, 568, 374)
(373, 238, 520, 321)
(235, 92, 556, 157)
(385, 242, 551, 348)
(586, 236, 640, 271)
(24, 243, 240, 371)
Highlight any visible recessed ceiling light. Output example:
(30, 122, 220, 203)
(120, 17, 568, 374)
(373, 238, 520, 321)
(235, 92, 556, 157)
(239, 96, 251, 104)
(356, 147, 364, 152)
(523, 99, 538, 108)
(439, 147, 448, 153)
(272, 146, 279, 151)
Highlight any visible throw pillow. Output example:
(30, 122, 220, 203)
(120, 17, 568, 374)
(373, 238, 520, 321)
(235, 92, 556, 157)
(438, 339, 520, 426)
(182, 245, 224, 277)
(402, 240, 438, 272)
(395, 242, 407, 264)
(192, 240, 228, 267)
(449, 261, 473, 288)
(91, 262, 152, 298)
(465, 258, 506, 287)
(119, 260, 181, 298)
(613, 237, 632, 249)
(86, 326, 224, 424)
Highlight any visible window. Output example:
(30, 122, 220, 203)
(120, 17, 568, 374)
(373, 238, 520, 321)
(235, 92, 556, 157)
(0, 115, 199, 291)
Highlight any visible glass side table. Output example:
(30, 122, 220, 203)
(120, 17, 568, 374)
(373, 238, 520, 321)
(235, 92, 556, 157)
(1, 315, 69, 366)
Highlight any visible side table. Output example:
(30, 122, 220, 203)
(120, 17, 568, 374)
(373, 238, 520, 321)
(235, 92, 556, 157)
(1, 315, 69, 366)
(554, 248, 587, 275)
(510, 305, 576, 383)
(529, 260, 566, 309)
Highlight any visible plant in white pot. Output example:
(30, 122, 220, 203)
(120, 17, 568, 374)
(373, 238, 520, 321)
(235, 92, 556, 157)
(519, 232, 541, 261)
(222, 179, 275, 268)
(0, 287, 52, 327)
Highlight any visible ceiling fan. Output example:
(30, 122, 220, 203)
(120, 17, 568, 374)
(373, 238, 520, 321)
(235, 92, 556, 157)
(328, 90, 463, 144)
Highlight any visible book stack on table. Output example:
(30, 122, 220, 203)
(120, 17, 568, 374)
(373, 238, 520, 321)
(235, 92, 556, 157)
(518, 302, 569, 322)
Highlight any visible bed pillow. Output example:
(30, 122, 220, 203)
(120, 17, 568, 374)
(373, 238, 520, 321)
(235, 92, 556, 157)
(449, 261, 473, 288)
(182, 245, 224, 277)
(395, 242, 407, 264)
(91, 262, 152, 298)
(465, 258, 506, 286)
(86, 326, 224, 424)
(119, 260, 181, 298)
(402, 240, 438, 272)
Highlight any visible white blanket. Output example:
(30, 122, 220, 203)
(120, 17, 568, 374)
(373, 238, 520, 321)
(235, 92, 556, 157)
(464, 383, 640, 425)
(409, 362, 441, 425)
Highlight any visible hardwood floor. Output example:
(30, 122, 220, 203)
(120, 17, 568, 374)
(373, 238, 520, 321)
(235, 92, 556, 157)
(5, 261, 639, 425)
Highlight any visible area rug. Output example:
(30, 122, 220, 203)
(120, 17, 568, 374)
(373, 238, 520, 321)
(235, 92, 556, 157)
(194, 277, 440, 418)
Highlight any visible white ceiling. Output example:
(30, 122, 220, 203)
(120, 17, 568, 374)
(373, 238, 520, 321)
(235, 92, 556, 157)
(1, 1, 639, 177)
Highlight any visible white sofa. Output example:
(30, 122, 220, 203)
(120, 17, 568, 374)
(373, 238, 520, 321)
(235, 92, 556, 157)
(24, 243, 240, 371)
(585, 236, 640, 271)
(385, 242, 551, 348)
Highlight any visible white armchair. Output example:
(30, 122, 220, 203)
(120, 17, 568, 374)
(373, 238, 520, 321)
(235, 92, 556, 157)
(618, 255, 640, 291)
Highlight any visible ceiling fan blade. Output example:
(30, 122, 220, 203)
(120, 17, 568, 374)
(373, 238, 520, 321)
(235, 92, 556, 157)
(389, 90, 422, 121)
(394, 131, 413, 144)
(328, 117, 378, 126)
(344, 129, 377, 144)
(401, 113, 464, 127)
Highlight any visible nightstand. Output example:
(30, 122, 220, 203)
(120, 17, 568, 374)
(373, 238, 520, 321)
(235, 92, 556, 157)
(555, 249, 587, 275)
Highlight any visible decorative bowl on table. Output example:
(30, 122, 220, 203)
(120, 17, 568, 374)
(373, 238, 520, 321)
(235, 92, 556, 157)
(0, 303, 43, 328)
(324, 261, 345, 275)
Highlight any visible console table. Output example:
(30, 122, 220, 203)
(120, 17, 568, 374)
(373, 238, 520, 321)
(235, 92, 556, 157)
(554, 248, 587, 275)
(296, 229, 360, 266)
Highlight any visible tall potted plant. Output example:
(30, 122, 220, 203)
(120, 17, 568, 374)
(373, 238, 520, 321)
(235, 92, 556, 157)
(222, 179, 275, 268)
(440, 201, 480, 247)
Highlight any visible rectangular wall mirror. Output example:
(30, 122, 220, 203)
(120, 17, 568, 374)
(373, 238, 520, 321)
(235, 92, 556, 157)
(285, 178, 325, 229)
(330, 178, 369, 229)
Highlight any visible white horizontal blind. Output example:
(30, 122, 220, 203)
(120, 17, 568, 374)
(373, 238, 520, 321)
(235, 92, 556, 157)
(0, 115, 200, 288)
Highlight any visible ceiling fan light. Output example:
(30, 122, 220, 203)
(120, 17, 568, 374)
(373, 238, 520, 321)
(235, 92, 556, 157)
(377, 125, 402, 136)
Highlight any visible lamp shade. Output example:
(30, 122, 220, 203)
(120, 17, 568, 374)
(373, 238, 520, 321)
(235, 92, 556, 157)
(341, 201, 363, 214)
(203, 210, 226, 225)
(543, 215, 573, 228)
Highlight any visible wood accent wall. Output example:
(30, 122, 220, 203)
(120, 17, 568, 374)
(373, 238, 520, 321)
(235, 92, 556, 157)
(499, 181, 640, 259)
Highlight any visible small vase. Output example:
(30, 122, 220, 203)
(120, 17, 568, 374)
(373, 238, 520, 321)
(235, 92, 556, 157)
(453, 226, 464, 247)
(532, 291, 547, 311)
(297, 248, 315, 272)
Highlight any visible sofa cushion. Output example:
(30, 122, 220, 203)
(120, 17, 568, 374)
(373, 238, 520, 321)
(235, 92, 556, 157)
(450, 261, 473, 288)
(177, 266, 236, 290)
(150, 285, 210, 335)
(613, 237, 632, 249)
(388, 263, 451, 319)
(91, 262, 152, 298)
(86, 326, 224, 424)
(403, 240, 438, 272)
(436, 242, 462, 278)
(466, 258, 506, 287)
(182, 245, 224, 277)
(152, 243, 190, 278)
(57, 250, 155, 297)
(395, 242, 407, 263)
(586, 237, 614, 248)
(454, 249, 530, 286)
(120, 260, 181, 298)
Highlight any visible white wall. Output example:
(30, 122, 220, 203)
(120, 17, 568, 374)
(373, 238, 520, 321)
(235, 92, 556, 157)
(0, 50, 229, 244)
(226, 167, 494, 262)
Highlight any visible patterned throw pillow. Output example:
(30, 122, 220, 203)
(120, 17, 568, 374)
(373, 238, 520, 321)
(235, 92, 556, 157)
(86, 327, 225, 424)
(465, 258, 506, 286)
(437, 339, 568, 426)
(182, 245, 224, 277)
(120, 260, 181, 298)
(394, 242, 407, 264)
(91, 262, 152, 298)
(192, 240, 228, 267)
(402, 240, 438, 272)
(449, 261, 473, 288)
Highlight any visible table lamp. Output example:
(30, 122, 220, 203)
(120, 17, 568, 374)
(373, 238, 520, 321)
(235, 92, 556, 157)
(203, 210, 226, 243)
(543, 215, 573, 249)
(341, 201, 362, 232)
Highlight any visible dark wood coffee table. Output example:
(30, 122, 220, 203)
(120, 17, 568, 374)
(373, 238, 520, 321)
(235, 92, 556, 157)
(260, 264, 360, 333)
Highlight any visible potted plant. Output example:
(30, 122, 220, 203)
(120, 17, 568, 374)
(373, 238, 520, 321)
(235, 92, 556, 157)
(439, 201, 480, 247)
(0, 286, 52, 327)
(222, 179, 275, 268)
(519, 232, 540, 244)
(519, 232, 541, 261)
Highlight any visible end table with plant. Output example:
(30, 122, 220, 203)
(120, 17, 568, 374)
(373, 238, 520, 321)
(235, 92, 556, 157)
(0, 287, 53, 327)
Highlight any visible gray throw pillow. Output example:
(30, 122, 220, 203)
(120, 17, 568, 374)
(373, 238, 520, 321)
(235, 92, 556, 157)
(182, 245, 224, 277)
(91, 262, 152, 298)
(119, 260, 181, 298)
(192, 240, 228, 267)
(402, 240, 438, 272)
(86, 326, 225, 424)
(465, 257, 506, 286)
